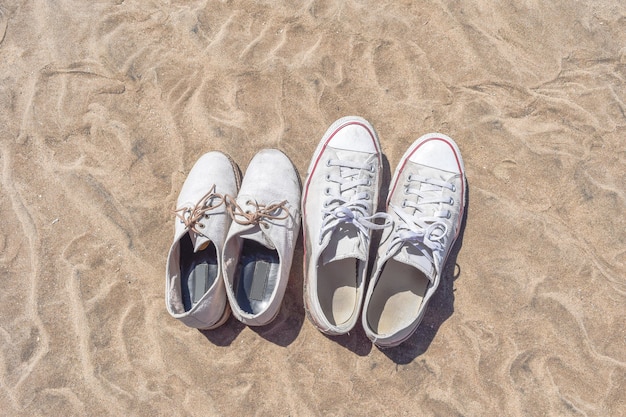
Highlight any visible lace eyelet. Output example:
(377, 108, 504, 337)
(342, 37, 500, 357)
(326, 159, 331, 167)
(446, 212, 451, 219)
(365, 193, 371, 200)
(407, 174, 413, 181)
(401, 200, 407, 208)
(451, 185, 456, 192)
(366, 179, 372, 186)
(449, 197, 454, 205)
(368, 164, 375, 173)
(325, 174, 331, 181)
(262, 223, 269, 229)
(198, 223, 205, 229)
(324, 187, 331, 195)
(204, 214, 210, 219)
(403, 187, 409, 195)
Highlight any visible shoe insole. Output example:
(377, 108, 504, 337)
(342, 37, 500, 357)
(233, 239, 280, 315)
(366, 260, 429, 335)
(317, 258, 358, 326)
(179, 233, 219, 312)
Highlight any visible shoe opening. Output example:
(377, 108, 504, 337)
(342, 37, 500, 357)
(233, 239, 280, 315)
(179, 233, 219, 312)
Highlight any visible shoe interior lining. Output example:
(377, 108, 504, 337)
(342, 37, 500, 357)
(179, 233, 219, 312)
(317, 258, 358, 326)
(366, 260, 429, 335)
(234, 239, 280, 315)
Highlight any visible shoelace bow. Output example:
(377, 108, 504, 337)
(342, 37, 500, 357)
(319, 159, 391, 245)
(173, 185, 225, 235)
(224, 194, 289, 228)
(387, 174, 456, 266)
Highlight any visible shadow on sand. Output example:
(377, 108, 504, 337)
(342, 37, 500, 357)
(379, 184, 470, 364)
(200, 224, 307, 347)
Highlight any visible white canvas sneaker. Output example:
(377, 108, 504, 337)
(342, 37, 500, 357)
(362, 133, 466, 347)
(222, 149, 301, 326)
(302, 116, 391, 335)
(165, 152, 240, 329)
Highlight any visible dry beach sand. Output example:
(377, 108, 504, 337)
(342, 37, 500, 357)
(1, 0, 625, 415)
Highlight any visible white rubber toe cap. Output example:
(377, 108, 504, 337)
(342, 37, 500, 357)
(408, 133, 463, 174)
(326, 117, 379, 154)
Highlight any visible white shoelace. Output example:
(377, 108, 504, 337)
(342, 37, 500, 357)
(386, 174, 456, 266)
(318, 159, 391, 246)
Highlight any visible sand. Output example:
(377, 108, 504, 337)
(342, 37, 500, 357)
(1, 0, 625, 416)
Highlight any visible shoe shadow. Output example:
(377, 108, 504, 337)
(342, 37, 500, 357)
(379, 184, 470, 364)
(199, 316, 246, 347)
(200, 234, 306, 347)
(371, 152, 393, 257)
(322, 325, 373, 356)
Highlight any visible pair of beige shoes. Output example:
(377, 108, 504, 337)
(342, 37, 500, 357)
(165, 150, 301, 328)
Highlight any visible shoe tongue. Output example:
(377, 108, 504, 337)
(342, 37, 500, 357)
(332, 149, 369, 200)
(321, 223, 368, 265)
(190, 232, 212, 253)
(391, 245, 436, 282)
(238, 225, 276, 250)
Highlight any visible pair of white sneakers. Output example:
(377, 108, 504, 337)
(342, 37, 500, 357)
(165, 150, 301, 329)
(302, 116, 466, 348)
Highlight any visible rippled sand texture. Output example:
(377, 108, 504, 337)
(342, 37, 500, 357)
(1, 0, 625, 415)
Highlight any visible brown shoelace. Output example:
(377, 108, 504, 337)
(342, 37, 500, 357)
(224, 194, 289, 227)
(173, 185, 225, 235)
